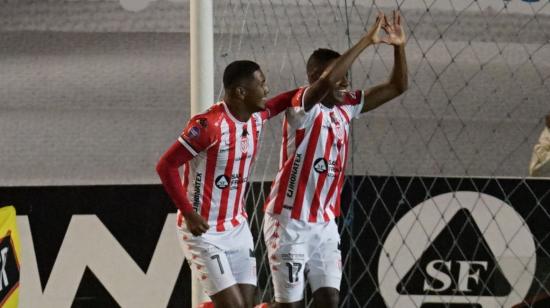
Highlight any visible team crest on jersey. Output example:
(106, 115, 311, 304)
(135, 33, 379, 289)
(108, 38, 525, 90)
(215, 175, 230, 189)
(313, 158, 328, 173)
(241, 127, 249, 153)
(330, 113, 344, 140)
(240, 137, 249, 153)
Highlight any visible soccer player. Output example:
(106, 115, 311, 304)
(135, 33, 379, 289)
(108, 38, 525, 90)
(156, 60, 296, 308)
(263, 11, 408, 308)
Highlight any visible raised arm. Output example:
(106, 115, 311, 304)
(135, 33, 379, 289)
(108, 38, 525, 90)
(302, 12, 386, 111)
(362, 10, 408, 113)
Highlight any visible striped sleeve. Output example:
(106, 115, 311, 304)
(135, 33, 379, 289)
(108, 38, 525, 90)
(340, 90, 365, 120)
(286, 86, 318, 128)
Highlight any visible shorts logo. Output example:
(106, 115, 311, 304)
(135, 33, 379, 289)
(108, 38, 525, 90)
(313, 158, 328, 173)
(215, 175, 229, 189)
(281, 253, 305, 261)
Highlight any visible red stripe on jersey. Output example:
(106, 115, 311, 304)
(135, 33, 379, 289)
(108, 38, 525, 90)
(200, 132, 221, 220)
(216, 120, 237, 231)
(291, 114, 324, 220)
(271, 128, 305, 214)
(309, 130, 334, 222)
(323, 146, 342, 218)
(334, 132, 350, 217)
(338, 105, 350, 123)
(231, 150, 247, 227)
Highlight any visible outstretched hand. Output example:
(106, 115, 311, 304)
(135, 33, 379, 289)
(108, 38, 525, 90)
(364, 11, 386, 44)
(380, 10, 406, 46)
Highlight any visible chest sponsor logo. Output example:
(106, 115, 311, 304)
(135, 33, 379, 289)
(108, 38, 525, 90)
(314, 158, 328, 173)
(215, 175, 229, 189)
(215, 174, 248, 190)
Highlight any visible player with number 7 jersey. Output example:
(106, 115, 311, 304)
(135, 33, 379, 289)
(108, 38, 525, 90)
(156, 60, 297, 308)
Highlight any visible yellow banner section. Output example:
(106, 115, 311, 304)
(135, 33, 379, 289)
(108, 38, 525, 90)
(0, 206, 20, 308)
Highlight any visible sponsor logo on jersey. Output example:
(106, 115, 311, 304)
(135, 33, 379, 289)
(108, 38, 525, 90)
(215, 175, 229, 189)
(193, 173, 202, 210)
(286, 154, 302, 197)
(313, 158, 328, 173)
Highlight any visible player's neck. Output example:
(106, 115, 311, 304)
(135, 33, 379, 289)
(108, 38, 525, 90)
(224, 98, 252, 123)
(321, 100, 336, 109)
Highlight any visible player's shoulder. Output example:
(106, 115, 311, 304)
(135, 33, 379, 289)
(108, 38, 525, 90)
(290, 86, 309, 108)
(188, 103, 225, 128)
(342, 90, 363, 105)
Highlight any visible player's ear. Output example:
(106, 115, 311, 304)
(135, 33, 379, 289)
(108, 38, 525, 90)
(307, 70, 321, 83)
(236, 86, 247, 99)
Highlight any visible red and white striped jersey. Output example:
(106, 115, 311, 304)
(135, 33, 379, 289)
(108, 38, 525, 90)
(178, 101, 269, 231)
(264, 87, 364, 222)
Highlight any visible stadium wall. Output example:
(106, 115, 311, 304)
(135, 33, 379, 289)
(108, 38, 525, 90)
(1, 177, 549, 307)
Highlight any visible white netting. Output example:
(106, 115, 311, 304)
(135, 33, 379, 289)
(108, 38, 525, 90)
(2, 0, 550, 307)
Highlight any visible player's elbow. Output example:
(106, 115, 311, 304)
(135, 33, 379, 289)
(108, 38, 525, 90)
(395, 79, 408, 94)
(155, 158, 167, 177)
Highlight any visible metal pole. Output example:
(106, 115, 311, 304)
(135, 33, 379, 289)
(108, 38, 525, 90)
(190, 0, 214, 306)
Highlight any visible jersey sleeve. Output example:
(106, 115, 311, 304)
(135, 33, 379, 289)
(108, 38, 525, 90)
(156, 141, 195, 214)
(177, 115, 216, 156)
(285, 86, 319, 128)
(261, 88, 300, 120)
(338, 90, 365, 120)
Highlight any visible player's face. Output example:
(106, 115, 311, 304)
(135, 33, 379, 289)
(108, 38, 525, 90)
(243, 70, 269, 112)
(314, 60, 350, 105)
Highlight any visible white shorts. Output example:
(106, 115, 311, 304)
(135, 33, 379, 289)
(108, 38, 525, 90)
(177, 219, 257, 296)
(263, 213, 342, 303)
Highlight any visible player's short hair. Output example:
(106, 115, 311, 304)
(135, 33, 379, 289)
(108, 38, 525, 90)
(306, 48, 341, 74)
(223, 60, 261, 89)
